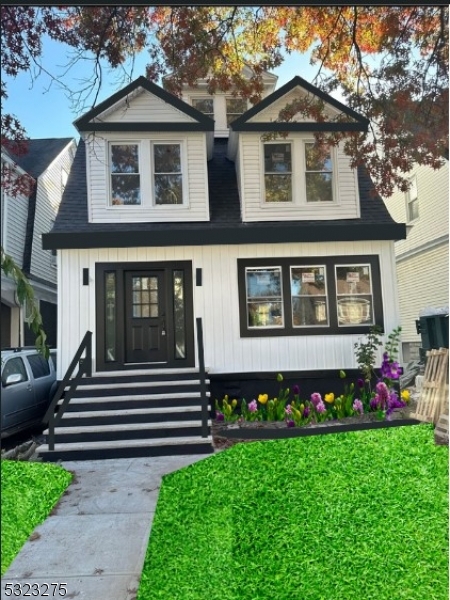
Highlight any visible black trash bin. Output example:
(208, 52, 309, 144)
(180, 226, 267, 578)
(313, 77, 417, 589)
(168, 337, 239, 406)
(416, 313, 449, 362)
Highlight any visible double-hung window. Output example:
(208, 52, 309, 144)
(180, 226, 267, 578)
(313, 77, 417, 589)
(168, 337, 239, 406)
(406, 175, 419, 222)
(192, 98, 214, 119)
(110, 143, 141, 205)
(304, 142, 333, 202)
(238, 256, 383, 337)
(264, 143, 293, 203)
(153, 143, 183, 205)
(226, 98, 247, 126)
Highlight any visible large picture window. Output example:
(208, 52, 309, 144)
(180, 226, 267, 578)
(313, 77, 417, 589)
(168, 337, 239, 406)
(238, 256, 383, 337)
(153, 143, 184, 205)
(110, 143, 141, 205)
(264, 143, 292, 203)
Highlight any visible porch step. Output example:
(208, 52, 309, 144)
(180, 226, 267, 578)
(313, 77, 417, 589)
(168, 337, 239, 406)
(39, 367, 214, 461)
(38, 435, 214, 462)
(58, 392, 210, 412)
(43, 420, 212, 443)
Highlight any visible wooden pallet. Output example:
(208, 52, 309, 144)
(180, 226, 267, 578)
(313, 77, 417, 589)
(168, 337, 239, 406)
(435, 385, 449, 444)
(411, 348, 449, 425)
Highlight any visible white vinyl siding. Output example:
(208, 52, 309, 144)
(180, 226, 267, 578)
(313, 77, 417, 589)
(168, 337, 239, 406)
(30, 141, 77, 285)
(384, 162, 449, 259)
(3, 189, 28, 268)
(248, 88, 341, 123)
(57, 240, 399, 375)
(86, 132, 209, 223)
(238, 133, 359, 221)
(98, 89, 197, 124)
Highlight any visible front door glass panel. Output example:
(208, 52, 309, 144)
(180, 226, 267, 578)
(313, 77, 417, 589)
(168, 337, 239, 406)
(132, 276, 159, 318)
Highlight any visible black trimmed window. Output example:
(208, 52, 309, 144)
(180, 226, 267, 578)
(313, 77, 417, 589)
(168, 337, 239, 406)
(238, 255, 384, 337)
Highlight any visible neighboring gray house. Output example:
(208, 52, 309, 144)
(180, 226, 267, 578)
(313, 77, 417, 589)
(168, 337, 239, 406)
(40, 74, 406, 461)
(1, 138, 77, 349)
(384, 159, 449, 361)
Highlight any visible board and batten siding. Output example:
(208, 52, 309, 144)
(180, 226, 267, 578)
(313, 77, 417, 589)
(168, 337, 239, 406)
(238, 133, 360, 221)
(30, 141, 76, 285)
(85, 132, 210, 223)
(97, 89, 198, 124)
(57, 240, 399, 377)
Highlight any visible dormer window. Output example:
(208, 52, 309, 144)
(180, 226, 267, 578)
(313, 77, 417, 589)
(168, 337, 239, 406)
(110, 143, 141, 205)
(226, 98, 247, 126)
(153, 143, 184, 205)
(304, 142, 333, 203)
(264, 143, 293, 203)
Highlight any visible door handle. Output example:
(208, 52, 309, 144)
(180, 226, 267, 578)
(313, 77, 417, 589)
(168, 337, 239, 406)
(161, 319, 166, 336)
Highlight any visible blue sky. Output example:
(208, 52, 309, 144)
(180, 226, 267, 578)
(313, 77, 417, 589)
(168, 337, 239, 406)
(3, 35, 325, 141)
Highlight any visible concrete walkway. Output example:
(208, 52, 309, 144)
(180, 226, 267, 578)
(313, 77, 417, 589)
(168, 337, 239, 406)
(1, 454, 211, 600)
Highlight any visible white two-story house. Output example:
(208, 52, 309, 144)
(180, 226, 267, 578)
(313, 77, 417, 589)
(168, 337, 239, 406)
(40, 73, 406, 461)
(1, 138, 76, 349)
(383, 159, 449, 362)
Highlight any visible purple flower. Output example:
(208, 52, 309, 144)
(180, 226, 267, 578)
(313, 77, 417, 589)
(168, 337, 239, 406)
(216, 411, 224, 421)
(292, 384, 300, 395)
(285, 404, 293, 415)
(303, 406, 310, 418)
(310, 393, 322, 407)
(370, 397, 379, 411)
(385, 391, 406, 417)
(286, 419, 295, 428)
(353, 399, 364, 414)
(315, 400, 327, 414)
(248, 399, 258, 413)
(375, 381, 389, 399)
(357, 378, 365, 388)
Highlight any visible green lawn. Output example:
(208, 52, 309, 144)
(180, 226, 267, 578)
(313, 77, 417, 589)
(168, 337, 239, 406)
(138, 424, 448, 600)
(1, 460, 72, 575)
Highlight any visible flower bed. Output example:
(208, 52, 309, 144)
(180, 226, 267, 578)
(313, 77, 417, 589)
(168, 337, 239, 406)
(214, 327, 413, 444)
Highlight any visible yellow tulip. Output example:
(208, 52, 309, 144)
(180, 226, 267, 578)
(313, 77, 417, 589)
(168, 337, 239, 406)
(324, 393, 335, 403)
(258, 393, 269, 404)
(400, 390, 410, 403)
(231, 399, 237, 408)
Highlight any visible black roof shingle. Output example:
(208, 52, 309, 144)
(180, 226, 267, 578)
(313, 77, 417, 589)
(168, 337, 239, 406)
(44, 138, 405, 250)
(8, 138, 73, 179)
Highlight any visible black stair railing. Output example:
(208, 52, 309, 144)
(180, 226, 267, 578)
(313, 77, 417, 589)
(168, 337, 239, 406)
(196, 318, 209, 438)
(43, 331, 93, 451)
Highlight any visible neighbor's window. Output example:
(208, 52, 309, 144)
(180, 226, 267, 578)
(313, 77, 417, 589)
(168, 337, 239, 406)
(153, 143, 183, 205)
(110, 143, 141, 205)
(192, 98, 214, 119)
(335, 264, 374, 327)
(406, 175, 419, 222)
(226, 98, 247, 126)
(264, 143, 292, 203)
(245, 267, 284, 328)
(291, 266, 329, 327)
(304, 142, 333, 202)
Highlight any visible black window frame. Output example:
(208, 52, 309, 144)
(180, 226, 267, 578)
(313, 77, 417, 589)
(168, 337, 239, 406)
(237, 255, 384, 337)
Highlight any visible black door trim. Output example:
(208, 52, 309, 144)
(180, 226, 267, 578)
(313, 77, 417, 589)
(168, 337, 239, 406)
(95, 261, 195, 371)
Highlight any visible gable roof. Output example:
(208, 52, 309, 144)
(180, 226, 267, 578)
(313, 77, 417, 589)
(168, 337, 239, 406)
(42, 138, 405, 251)
(7, 138, 74, 179)
(231, 76, 369, 132)
(74, 76, 215, 133)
